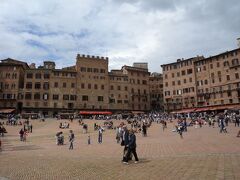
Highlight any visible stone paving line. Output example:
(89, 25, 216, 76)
(0, 119, 240, 180)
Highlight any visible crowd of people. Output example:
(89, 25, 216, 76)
(0, 109, 240, 164)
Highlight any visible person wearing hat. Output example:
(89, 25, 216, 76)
(123, 129, 139, 164)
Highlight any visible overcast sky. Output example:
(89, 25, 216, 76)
(0, 0, 239, 72)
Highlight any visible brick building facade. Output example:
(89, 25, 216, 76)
(149, 73, 164, 111)
(0, 54, 157, 116)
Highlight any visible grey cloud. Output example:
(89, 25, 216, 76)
(111, 0, 184, 11)
(0, 0, 239, 73)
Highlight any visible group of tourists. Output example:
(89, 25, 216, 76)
(1, 109, 240, 166)
(59, 122, 70, 129)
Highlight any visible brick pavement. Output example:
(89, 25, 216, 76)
(0, 119, 240, 180)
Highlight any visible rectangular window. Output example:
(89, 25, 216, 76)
(117, 100, 122, 104)
(88, 84, 91, 89)
(101, 85, 104, 90)
(63, 95, 69, 100)
(94, 84, 98, 89)
(43, 93, 49, 100)
(34, 93, 40, 100)
(98, 96, 104, 102)
(93, 68, 99, 73)
(227, 91, 232, 97)
(100, 69, 105, 73)
(117, 86, 121, 90)
(35, 83, 41, 89)
(54, 82, 58, 88)
(187, 69, 193, 74)
(81, 67, 86, 72)
(44, 73, 50, 79)
(63, 82, 67, 88)
(125, 86, 128, 91)
(226, 75, 230, 81)
(81, 83, 85, 89)
(35, 73, 41, 79)
(82, 95, 88, 101)
(235, 73, 239, 79)
(26, 82, 32, 89)
(43, 82, 49, 90)
(53, 94, 59, 100)
(71, 83, 75, 88)
(25, 93, 32, 100)
(27, 73, 33, 78)
(54, 72, 59, 76)
(70, 95, 77, 101)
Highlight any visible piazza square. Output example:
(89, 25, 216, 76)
(0, 117, 240, 180)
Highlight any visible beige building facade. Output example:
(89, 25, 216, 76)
(162, 48, 240, 112)
(195, 48, 240, 107)
(0, 59, 28, 111)
(161, 57, 204, 112)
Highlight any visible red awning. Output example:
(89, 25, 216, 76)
(195, 107, 210, 112)
(176, 108, 196, 113)
(0, 109, 15, 114)
(79, 111, 112, 115)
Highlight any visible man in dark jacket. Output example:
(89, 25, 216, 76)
(122, 126, 130, 162)
(123, 129, 139, 164)
(19, 128, 24, 141)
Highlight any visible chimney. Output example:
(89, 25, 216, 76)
(237, 38, 240, 48)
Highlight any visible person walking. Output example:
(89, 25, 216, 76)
(69, 130, 75, 150)
(19, 128, 24, 141)
(88, 135, 91, 145)
(98, 126, 103, 144)
(30, 124, 33, 133)
(123, 129, 139, 164)
(235, 116, 240, 127)
(142, 123, 147, 137)
(121, 126, 130, 162)
(219, 119, 225, 133)
(23, 130, 27, 142)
